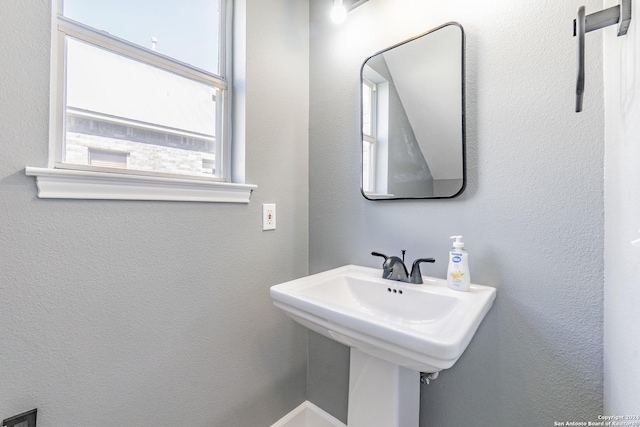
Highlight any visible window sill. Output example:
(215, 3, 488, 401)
(25, 167, 256, 203)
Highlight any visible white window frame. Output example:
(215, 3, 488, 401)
(26, 0, 256, 203)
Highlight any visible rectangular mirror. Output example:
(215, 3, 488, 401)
(361, 22, 466, 200)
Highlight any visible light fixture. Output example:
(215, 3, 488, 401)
(331, 0, 347, 24)
(330, 0, 369, 24)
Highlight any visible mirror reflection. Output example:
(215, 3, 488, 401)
(361, 23, 465, 200)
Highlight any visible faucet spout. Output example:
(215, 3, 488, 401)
(371, 252, 409, 281)
(382, 256, 409, 282)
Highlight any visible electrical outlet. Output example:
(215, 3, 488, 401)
(263, 204, 276, 230)
(2, 408, 37, 427)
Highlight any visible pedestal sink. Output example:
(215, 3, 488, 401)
(270, 265, 496, 427)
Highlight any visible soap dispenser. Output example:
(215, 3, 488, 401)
(447, 236, 470, 292)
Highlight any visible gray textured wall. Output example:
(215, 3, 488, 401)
(603, 0, 640, 415)
(0, 0, 309, 425)
(309, 0, 604, 425)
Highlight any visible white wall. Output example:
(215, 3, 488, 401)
(308, 0, 604, 425)
(603, 0, 640, 414)
(0, 0, 309, 425)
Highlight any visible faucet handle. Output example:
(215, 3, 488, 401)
(371, 251, 389, 263)
(409, 258, 435, 284)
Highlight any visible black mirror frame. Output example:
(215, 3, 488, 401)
(359, 22, 466, 201)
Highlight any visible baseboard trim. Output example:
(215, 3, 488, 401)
(271, 401, 346, 427)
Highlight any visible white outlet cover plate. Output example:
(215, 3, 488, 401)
(263, 203, 276, 230)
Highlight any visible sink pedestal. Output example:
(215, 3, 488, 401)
(347, 349, 420, 427)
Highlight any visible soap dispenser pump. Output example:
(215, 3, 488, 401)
(447, 235, 470, 292)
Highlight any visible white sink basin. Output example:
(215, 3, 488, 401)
(270, 264, 496, 372)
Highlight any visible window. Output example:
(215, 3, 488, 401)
(362, 78, 377, 194)
(361, 72, 390, 197)
(26, 0, 256, 203)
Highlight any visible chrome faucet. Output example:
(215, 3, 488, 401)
(372, 251, 435, 284)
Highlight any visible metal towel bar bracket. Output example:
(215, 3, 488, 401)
(573, 0, 632, 112)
